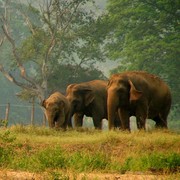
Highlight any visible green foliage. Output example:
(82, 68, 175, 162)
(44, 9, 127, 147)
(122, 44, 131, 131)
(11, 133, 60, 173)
(68, 151, 111, 172)
(101, 0, 180, 119)
(0, 131, 16, 167)
(0, 130, 16, 143)
(143, 153, 180, 172)
(0, 126, 180, 177)
(0, 0, 106, 104)
(37, 147, 66, 169)
(48, 64, 107, 93)
(121, 153, 180, 173)
(0, 119, 8, 127)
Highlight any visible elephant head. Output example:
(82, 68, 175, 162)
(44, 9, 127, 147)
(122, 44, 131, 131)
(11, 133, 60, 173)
(107, 75, 142, 130)
(66, 84, 94, 115)
(42, 92, 67, 128)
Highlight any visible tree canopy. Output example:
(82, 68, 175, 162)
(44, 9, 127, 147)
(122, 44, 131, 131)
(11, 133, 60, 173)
(0, 0, 105, 102)
(100, 0, 180, 119)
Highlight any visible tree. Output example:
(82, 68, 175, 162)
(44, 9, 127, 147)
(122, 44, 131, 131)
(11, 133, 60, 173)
(48, 64, 107, 94)
(0, 0, 105, 103)
(101, 0, 180, 119)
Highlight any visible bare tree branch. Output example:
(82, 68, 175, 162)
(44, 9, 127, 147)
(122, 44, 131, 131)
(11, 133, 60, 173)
(62, 1, 81, 32)
(20, 11, 36, 35)
(0, 37, 5, 47)
(1, 4, 45, 101)
(0, 64, 33, 89)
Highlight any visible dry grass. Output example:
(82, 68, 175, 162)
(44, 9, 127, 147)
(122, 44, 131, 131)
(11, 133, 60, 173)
(0, 125, 180, 179)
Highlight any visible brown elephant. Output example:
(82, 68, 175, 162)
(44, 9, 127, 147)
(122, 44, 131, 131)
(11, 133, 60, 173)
(107, 71, 172, 131)
(42, 92, 71, 129)
(66, 80, 121, 129)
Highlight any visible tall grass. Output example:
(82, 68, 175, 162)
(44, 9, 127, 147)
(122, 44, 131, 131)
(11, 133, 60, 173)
(0, 125, 180, 178)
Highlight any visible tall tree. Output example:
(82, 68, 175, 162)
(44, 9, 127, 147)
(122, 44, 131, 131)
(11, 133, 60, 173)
(101, 0, 180, 119)
(0, 0, 105, 103)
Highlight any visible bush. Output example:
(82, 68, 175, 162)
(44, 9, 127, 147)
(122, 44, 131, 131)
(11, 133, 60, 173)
(120, 153, 180, 173)
(0, 131, 16, 167)
(68, 151, 111, 172)
(143, 153, 180, 173)
(37, 147, 67, 169)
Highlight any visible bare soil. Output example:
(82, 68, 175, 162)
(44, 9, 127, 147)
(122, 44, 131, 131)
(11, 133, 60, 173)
(0, 170, 177, 180)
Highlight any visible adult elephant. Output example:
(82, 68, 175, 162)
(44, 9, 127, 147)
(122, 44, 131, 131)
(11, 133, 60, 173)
(107, 71, 172, 131)
(66, 80, 121, 129)
(42, 92, 71, 130)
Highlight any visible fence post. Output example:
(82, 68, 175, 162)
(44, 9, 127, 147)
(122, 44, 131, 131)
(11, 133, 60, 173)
(31, 97, 35, 126)
(5, 103, 10, 127)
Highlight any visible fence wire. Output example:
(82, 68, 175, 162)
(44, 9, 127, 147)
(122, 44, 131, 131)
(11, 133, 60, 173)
(0, 103, 46, 126)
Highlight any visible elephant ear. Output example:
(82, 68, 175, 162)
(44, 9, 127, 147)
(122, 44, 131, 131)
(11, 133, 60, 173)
(57, 100, 65, 108)
(41, 100, 47, 108)
(84, 89, 94, 106)
(129, 80, 143, 101)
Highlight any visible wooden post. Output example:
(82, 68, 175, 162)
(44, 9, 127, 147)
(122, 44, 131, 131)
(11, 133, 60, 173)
(5, 103, 10, 127)
(31, 97, 35, 126)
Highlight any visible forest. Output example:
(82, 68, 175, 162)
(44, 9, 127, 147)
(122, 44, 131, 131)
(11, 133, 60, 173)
(0, 0, 179, 128)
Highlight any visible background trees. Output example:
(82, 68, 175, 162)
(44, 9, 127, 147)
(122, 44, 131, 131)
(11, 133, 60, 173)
(0, 0, 179, 124)
(101, 0, 180, 120)
(0, 0, 105, 103)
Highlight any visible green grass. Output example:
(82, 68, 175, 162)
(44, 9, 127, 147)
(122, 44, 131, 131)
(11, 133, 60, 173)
(0, 125, 180, 179)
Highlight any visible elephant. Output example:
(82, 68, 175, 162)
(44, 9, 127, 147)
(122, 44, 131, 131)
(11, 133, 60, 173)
(66, 80, 121, 129)
(42, 92, 71, 130)
(107, 71, 172, 131)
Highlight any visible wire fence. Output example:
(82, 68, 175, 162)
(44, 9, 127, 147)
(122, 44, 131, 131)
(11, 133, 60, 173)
(0, 103, 47, 127)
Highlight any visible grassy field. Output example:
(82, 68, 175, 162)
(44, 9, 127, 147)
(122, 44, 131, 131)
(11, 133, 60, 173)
(0, 125, 180, 179)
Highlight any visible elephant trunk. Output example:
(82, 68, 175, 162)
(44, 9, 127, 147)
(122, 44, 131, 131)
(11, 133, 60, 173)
(48, 115, 55, 128)
(107, 89, 119, 130)
(55, 109, 65, 128)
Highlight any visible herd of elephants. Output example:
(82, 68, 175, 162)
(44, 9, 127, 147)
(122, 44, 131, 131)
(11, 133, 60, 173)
(42, 71, 172, 131)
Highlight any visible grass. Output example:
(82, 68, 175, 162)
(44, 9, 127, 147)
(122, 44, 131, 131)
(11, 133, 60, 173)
(0, 125, 180, 179)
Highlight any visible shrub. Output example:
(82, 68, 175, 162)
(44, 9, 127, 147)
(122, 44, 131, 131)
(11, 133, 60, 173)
(37, 147, 67, 169)
(120, 153, 180, 173)
(68, 151, 111, 172)
(142, 153, 180, 173)
(0, 131, 16, 167)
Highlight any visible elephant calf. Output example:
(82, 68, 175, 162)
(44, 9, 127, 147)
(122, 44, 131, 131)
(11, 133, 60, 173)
(42, 92, 71, 130)
(107, 71, 172, 131)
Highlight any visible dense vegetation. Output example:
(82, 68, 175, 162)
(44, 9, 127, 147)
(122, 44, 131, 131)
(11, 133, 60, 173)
(99, 0, 180, 119)
(0, 1, 179, 178)
(0, 126, 180, 179)
(0, 0, 179, 125)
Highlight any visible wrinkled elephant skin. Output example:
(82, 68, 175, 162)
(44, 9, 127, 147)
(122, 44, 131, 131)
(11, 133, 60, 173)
(66, 80, 121, 129)
(42, 92, 71, 130)
(107, 71, 172, 131)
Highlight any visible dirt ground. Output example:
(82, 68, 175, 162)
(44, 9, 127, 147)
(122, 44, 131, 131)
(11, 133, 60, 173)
(0, 170, 177, 180)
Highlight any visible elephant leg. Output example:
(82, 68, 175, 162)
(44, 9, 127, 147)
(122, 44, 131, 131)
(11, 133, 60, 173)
(67, 118, 73, 128)
(153, 115, 167, 129)
(74, 113, 84, 127)
(49, 121, 55, 128)
(119, 108, 130, 131)
(93, 118, 102, 129)
(92, 113, 102, 129)
(136, 105, 148, 130)
(91, 108, 103, 129)
(114, 111, 121, 129)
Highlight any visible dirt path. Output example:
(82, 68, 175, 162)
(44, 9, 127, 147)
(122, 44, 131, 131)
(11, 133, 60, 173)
(0, 170, 175, 180)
